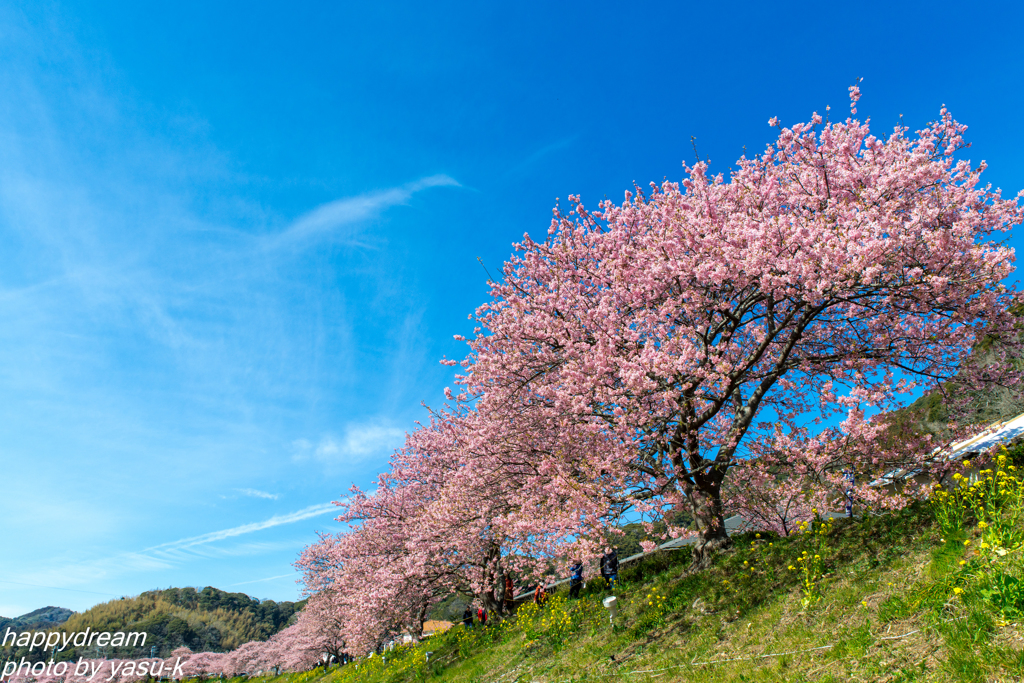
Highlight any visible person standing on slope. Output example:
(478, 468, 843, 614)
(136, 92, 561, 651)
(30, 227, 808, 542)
(568, 559, 584, 599)
(600, 548, 619, 588)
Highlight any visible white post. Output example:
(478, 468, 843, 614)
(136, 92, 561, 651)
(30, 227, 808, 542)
(602, 596, 619, 625)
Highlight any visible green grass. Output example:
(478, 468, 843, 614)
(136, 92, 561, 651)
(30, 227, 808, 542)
(195, 502, 1024, 683)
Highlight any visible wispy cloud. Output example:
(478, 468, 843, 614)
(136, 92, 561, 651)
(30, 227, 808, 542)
(11, 509, 331, 601)
(143, 503, 338, 554)
(152, 540, 307, 562)
(264, 174, 460, 250)
(503, 136, 578, 179)
(292, 422, 405, 467)
(236, 488, 279, 500)
(0, 11, 449, 614)
(229, 573, 297, 587)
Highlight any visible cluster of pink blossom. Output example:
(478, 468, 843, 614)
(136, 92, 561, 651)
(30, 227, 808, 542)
(292, 89, 1022, 655)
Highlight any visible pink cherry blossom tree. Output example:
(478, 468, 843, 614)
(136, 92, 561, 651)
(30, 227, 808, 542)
(460, 88, 1023, 566)
(295, 401, 631, 651)
(272, 621, 322, 671)
(297, 501, 451, 655)
(291, 90, 1023, 654)
(180, 650, 229, 678)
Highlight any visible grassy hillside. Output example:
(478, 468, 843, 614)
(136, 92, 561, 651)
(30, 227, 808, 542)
(241, 457, 1024, 683)
(1, 587, 304, 663)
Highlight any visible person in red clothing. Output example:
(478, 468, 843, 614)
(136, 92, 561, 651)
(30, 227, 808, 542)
(477, 606, 487, 625)
(533, 583, 547, 606)
(504, 575, 515, 612)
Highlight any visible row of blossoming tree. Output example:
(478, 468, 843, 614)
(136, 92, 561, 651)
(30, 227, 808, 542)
(43, 88, 1020, 677)
(289, 88, 1024, 658)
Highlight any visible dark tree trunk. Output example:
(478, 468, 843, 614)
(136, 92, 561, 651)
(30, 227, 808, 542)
(475, 545, 503, 621)
(408, 602, 428, 640)
(496, 572, 509, 616)
(479, 589, 500, 620)
(688, 481, 730, 569)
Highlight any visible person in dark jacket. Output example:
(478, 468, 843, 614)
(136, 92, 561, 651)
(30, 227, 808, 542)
(568, 560, 584, 599)
(462, 606, 474, 627)
(600, 548, 619, 588)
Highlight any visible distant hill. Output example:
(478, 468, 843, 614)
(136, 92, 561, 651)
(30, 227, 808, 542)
(0, 587, 305, 663)
(0, 606, 74, 632)
(882, 305, 1024, 444)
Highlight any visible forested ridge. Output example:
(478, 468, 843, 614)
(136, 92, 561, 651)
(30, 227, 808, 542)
(1, 587, 305, 663)
(0, 607, 74, 633)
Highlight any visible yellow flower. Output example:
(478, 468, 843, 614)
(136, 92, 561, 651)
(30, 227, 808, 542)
(861, 601, 867, 607)
(959, 560, 967, 566)
(964, 540, 971, 546)
(953, 587, 963, 595)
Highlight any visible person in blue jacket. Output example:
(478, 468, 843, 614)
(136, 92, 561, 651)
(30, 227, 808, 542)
(568, 559, 584, 598)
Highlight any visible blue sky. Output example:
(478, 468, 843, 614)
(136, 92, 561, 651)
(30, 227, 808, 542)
(0, 0, 1022, 617)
